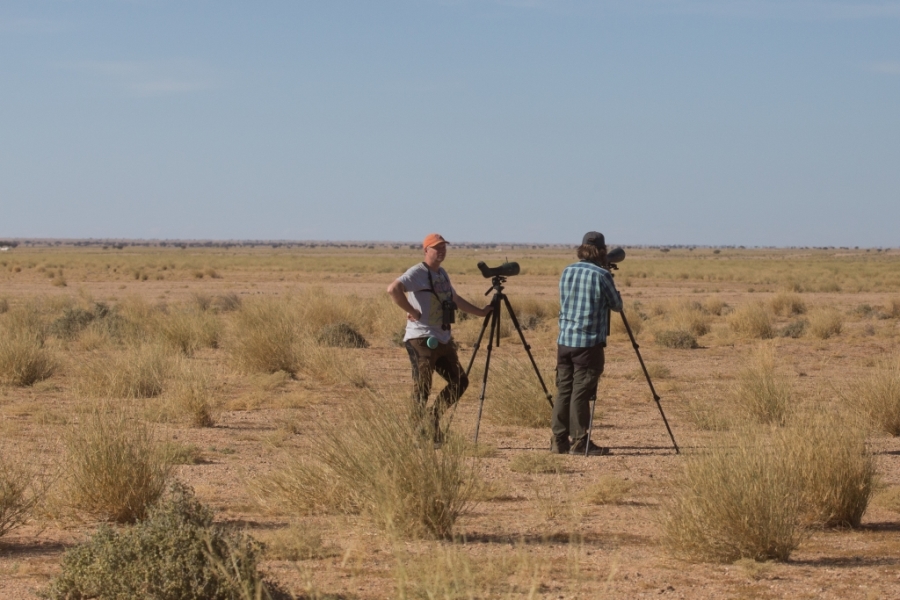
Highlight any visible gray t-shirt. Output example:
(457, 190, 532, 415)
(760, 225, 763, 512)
(398, 262, 455, 344)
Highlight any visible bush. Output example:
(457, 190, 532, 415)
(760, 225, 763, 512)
(855, 357, 900, 435)
(256, 392, 474, 539)
(733, 346, 792, 426)
(661, 429, 805, 563)
(808, 309, 843, 339)
(316, 322, 369, 348)
(654, 330, 698, 349)
(63, 407, 173, 523)
(770, 293, 806, 317)
(728, 302, 774, 339)
(46, 483, 277, 600)
(230, 297, 302, 375)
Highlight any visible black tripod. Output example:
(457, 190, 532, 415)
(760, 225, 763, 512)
(584, 265, 680, 455)
(466, 275, 553, 443)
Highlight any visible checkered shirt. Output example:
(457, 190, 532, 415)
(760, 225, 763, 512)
(557, 260, 623, 348)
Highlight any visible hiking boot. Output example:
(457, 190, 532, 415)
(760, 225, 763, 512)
(569, 440, 610, 456)
(550, 436, 571, 454)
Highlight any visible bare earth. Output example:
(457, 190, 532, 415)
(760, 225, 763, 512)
(1, 245, 899, 599)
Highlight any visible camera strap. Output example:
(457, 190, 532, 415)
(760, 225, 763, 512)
(422, 262, 445, 301)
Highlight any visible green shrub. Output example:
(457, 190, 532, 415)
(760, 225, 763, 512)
(654, 330, 698, 349)
(46, 483, 277, 600)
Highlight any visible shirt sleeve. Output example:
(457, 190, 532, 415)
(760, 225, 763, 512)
(600, 271, 623, 312)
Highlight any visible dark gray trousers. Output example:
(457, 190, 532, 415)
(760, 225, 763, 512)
(551, 344, 605, 445)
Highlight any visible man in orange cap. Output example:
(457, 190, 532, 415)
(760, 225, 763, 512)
(387, 233, 493, 446)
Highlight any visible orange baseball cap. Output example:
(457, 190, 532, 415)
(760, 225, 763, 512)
(422, 233, 449, 249)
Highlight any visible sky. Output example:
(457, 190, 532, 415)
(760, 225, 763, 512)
(1, 1, 898, 247)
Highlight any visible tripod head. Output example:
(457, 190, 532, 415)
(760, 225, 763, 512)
(485, 275, 507, 296)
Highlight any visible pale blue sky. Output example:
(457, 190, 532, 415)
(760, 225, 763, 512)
(2, 1, 898, 246)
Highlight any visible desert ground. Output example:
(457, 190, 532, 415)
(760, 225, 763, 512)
(0, 242, 899, 599)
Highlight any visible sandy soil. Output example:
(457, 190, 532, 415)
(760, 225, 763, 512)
(1, 247, 899, 599)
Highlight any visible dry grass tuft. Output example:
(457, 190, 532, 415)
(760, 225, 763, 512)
(63, 406, 173, 523)
(807, 308, 843, 339)
(0, 456, 43, 539)
(152, 361, 218, 427)
(853, 356, 900, 435)
(0, 306, 56, 386)
(784, 409, 875, 527)
(77, 343, 172, 398)
(728, 302, 774, 339)
(256, 392, 474, 539)
(508, 296, 559, 330)
(702, 296, 728, 316)
(230, 297, 303, 375)
(481, 356, 553, 428)
(733, 345, 792, 426)
(770, 292, 807, 317)
(663, 411, 875, 563)
(157, 307, 222, 356)
(668, 300, 711, 337)
(685, 398, 731, 431)
(661, 428, 805, 563)
(583, 475, 633, 505)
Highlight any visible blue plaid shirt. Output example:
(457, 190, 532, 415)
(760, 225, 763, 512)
(557, 260, 623, 348)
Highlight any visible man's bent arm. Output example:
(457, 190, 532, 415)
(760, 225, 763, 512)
(387, 279, 421, 321)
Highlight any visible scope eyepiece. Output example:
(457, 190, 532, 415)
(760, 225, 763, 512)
(477, 261, 520, 278)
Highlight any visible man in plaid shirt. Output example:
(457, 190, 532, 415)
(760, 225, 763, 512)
(551, 231, 623, 455)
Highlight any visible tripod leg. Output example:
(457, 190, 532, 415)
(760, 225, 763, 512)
(473, 307, 499, 444)
(500, 295, 554, 408)
(584, 394, 597, 457)
(466, 309, 493, 376)
(620, 311, 680, 454)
